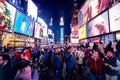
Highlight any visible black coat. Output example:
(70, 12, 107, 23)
(0, 64, 13, 80)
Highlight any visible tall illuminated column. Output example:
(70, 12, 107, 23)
(60, 16, 64, 44)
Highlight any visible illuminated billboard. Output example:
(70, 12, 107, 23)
(78, 1, 89, 27)
(109, 3, 120, 32)
(34, 22, 43, 39)
(0, 1, 16, 32)
(38, 17, 48, 37)
(14, 11, 34, 36)
(87, 10, 109, 37)
(27, 0, 38, 19)
(88, 0, 110, 19)
(78, 25, 86, 40)
(78, 0, 110, 27)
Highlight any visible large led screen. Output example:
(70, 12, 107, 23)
(78, 25, 86, 40)
(14, 11, 34, 36)
(71, 25, 79, 38)
(88, 0, 110, 19)
(34, 22, 43, 39)
(27, 0, 38, 20)
(38, 17, 47, 37)
(87, 11, 109, 37)
(0, 1, 16, 32)
(78, 0, 110, 27)
(78, 1, 89, 27)
(109, 3, 120, 32)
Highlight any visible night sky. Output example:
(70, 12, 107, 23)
(33, 0, 84, 41)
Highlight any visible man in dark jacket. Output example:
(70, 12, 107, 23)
(0, 54, 13, 80)
(51, 47, 63, 80)
(64, 46, 76, 80)
(104, 50, 120, 80)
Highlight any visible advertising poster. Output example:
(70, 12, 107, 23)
(78, 0, 110, 27)
(14, 11, 34, 36)
(27, 0, 38, 19)
(71, 25, 79, 38)
(78, 25, 86, 40)
(34, 22, 43, 39)
(78, 1, 89, 27)
(87, 11, 109, 37)
(109, 3, 120, 32)
(88, 0, 110, 19)
(0, 1, 16, 32)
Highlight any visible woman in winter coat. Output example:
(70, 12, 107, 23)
(14, 59, 31, 80)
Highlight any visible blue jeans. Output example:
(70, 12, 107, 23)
(90, 73, 103, 80)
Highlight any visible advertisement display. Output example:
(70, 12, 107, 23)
(28, 18, 35, 35)
(116, 32, 120, 40)
(87, 10, 109, 37)
(38, 17, 48, 37)
(78, 1, 89, 27)
(109, 3, 120, 32)
(88, 0, 110, 19)
(34, 22, 43, 39)
(27, 0, 38, 19)
(14, 11, 34, 36)
(78, 25, 86, 40)
(42, 25, 48, 37)
(0, 1, 16, 32)
(71, 25, 79, 38)
(78, 0, 110, 27)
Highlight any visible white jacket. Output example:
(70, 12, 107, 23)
(76, 51, 84, 64)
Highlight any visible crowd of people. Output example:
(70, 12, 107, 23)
(0, 40, 120, 80)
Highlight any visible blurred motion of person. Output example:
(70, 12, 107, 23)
(0, 54, 13, 80)
(14, 59, 31, 80)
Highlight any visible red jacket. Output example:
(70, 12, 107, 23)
(23, 49, 31, 61)
(14, 51, 23, 60)
(87, 57, 104, 74)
